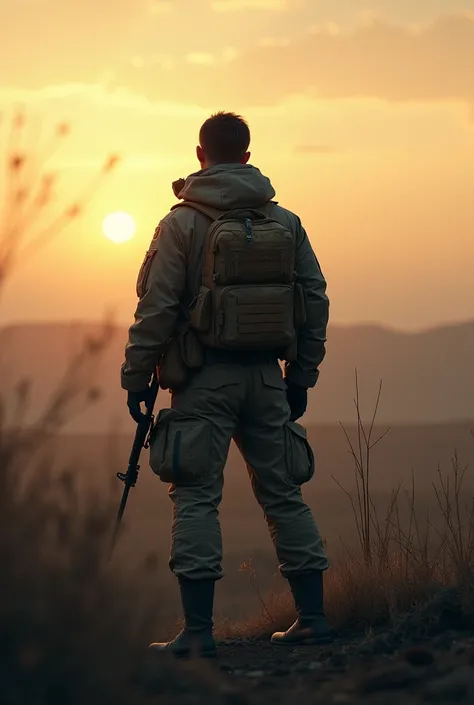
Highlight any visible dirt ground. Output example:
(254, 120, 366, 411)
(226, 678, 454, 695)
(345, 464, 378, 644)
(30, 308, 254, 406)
(140, 588, 474, 705)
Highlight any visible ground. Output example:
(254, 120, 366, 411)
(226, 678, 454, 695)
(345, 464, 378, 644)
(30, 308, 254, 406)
(214, 632, 474, 704)
(141, 588, 474, 705)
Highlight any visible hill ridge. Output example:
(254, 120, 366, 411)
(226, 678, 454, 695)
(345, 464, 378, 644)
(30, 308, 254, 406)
(1, 319, 473, 431)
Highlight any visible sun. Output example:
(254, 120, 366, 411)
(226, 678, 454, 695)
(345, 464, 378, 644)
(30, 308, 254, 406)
(102, 212, 136, 244)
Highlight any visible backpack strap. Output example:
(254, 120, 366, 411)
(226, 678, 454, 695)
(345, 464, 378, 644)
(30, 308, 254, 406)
(171, 200, 278, 221)
(258, 201, 276, 217)
(170, 200, 226, 221)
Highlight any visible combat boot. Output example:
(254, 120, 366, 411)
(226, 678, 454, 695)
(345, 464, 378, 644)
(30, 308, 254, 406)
(149, 578, 217, 658)
(271, 571, 335, 645)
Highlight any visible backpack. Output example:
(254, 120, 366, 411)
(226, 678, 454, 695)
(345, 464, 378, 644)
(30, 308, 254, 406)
(171, 200, 307, 359)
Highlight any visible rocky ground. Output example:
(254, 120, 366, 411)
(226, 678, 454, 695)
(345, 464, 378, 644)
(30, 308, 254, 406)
(215, 632, 474, 704)
(141, 587, 474, 705)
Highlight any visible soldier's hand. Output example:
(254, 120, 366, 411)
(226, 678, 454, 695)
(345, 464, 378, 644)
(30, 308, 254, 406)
(127, 386, 155, 424)
(285, 381, 308, 422)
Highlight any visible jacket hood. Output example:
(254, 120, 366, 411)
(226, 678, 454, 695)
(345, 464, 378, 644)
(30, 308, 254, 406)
(172, 164, 276, 210)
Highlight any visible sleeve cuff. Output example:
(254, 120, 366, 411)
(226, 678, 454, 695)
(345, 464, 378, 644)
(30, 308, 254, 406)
(285, 363, 319, 389)
(120, 367, 153, 392)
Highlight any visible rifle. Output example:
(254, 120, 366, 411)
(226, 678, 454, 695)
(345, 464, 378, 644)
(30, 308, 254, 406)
(110, 374, 159, 554)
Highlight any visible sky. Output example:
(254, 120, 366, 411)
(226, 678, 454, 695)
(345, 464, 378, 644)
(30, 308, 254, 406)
(1, 0, 473, 330)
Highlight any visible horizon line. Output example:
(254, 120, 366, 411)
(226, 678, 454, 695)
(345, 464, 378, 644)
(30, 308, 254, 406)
(1, 317, 473, 337)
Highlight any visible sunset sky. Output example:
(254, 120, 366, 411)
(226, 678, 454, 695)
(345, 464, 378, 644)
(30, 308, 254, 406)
(1, 0, 473, 330)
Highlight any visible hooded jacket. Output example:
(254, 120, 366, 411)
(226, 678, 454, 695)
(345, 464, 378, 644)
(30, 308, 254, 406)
(121, 163, 329, 391)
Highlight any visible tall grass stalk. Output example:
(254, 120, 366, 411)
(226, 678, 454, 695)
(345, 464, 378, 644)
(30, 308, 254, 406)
(229, 372, 474, 639)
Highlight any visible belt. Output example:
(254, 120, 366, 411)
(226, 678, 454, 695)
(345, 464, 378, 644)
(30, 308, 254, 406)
(202, 347, 279, 366)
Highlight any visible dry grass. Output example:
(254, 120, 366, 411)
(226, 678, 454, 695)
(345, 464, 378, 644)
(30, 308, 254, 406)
(0, 110, 119, 289)
(220, 373, 474, 641)
(0, 113, 160, 704)
(0, 110, 225, 705)
(0, 329, 164, 704)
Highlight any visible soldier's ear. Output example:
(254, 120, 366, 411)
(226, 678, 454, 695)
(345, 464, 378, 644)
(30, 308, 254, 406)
(197, 145, 205, 166)
(242, 151, 251, 164)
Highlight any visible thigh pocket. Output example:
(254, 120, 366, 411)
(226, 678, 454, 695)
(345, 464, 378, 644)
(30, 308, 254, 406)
(285, 421, 315, 485)
(149, 408, 211, 485)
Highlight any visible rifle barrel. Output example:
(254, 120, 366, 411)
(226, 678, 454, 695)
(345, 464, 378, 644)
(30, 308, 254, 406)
(110, 375, 159, 556)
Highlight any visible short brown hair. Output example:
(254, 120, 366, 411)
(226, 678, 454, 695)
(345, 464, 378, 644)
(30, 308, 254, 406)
(199, 112, 250, 164)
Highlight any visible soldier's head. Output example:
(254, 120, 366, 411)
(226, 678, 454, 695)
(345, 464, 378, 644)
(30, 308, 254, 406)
(197, 112, 251, 169)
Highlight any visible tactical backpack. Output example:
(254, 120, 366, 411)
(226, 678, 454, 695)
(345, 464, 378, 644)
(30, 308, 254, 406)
(171, 201, 307, 359)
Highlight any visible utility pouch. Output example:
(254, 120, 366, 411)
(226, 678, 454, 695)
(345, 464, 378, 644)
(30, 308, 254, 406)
(212, 283, 296, 350)
(179, 327, 204, 369)
(158, 336, 189, 391)
(189, 286, 212, 333)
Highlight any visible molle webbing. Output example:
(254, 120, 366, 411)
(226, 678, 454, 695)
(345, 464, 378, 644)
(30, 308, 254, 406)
(172, 198, 300, 357)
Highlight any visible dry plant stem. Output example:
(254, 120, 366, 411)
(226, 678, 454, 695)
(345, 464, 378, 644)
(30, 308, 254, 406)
(0, 111, 120, 289)
(432, 453, 474, 580)
(333, 371, 390, 565)
(0, 113, 159, 703)
(240, 559, 274, 624)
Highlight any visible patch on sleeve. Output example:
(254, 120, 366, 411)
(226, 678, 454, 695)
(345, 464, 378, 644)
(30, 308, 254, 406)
(136, 225, 162, 298)
(136, 249, 157, 299)
(151, 225, 161, 247)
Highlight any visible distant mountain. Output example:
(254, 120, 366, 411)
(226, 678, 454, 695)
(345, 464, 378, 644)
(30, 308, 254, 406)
(315, 321, 474, 425)
(0, 320, 473, 433)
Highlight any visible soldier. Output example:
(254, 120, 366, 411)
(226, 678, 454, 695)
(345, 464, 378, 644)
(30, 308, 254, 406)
(121, 112, 334, 657)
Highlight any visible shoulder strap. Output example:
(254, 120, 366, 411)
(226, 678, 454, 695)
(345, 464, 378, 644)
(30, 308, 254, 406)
(170, 200, 226, 221)
(171, 200, 278, 221)
(258, 201, 276, 217)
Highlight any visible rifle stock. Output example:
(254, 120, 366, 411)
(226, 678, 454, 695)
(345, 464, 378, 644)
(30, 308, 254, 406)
(110, 374, 159, 554)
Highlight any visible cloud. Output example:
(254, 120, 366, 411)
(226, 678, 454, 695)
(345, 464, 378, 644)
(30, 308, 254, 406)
(186, 53, 216, 65)
(0, 83, 207, 118)
(226, 14, 474, 105)
(211, 0, 298, 11)
(298, 1, 474, 25)
(222, 47, 240, 62)
(150, 1, 173, 13)
(257, 37, 291, 47)
(294, 144, 337, 154)
(309, 22, 341, 36)
(128, 13, 473, 107)
(4, 12, 474, 112)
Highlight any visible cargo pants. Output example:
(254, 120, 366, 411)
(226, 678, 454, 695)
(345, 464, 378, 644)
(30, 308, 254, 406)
(149, 360, 328, 581)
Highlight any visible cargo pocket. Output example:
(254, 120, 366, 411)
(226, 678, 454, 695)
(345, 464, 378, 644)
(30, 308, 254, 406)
(285, 421, 315, 485)
(149, 408, 211, 486)
(260, 364, 286, 390)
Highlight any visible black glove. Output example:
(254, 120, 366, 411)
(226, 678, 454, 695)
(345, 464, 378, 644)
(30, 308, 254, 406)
(127, 386, 155, 424)
(285, 381, 308, 422)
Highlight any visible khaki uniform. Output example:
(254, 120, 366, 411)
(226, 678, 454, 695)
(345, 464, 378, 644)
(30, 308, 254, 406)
(121, 163, 330, 581)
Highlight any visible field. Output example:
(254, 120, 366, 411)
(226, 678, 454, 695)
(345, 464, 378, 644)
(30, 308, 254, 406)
(3, 322, 474, 705)
(50, 422, 474, 625)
